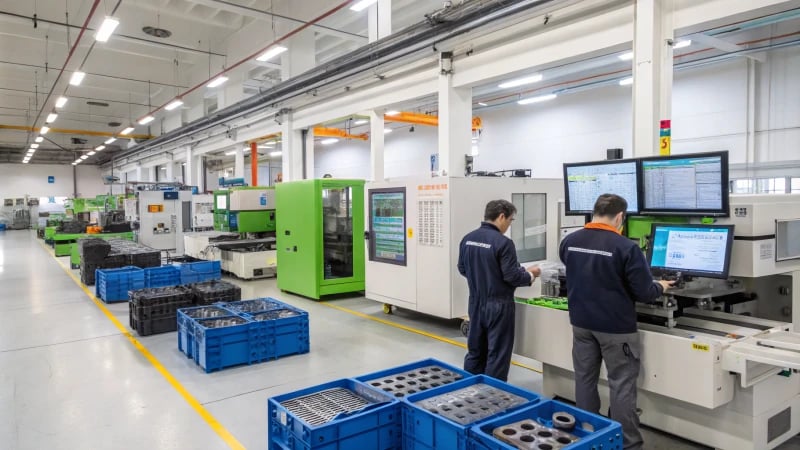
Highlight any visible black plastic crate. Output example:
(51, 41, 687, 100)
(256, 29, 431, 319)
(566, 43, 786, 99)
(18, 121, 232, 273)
(78, 238, 111, 264)
(189, 280, 242, 305)
(130, 286, 194, 307)
(129, 312, 178, 336)
(131, 299, 194, 321)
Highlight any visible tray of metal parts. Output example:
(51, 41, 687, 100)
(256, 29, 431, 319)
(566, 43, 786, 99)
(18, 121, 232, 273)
(177, 305, 236, 358)
(470, 400, 622, 450)
(356, 359, 472, 400)
(268, 378, 400, 450)
(403, 375, 540, 450)
(224, 298, 282, 314)
(188, 280, 241, 305)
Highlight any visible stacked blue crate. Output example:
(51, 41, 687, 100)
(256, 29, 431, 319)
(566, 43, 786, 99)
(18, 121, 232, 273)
(144, 265, 181, 288)
(177, 305, 235, 359)
(179, 261, 222, 284)
(470, 399, 623, 450)
(233, 298, 309, 361)
(192, 315, 261, 373)
(402, 375, 541, 450)
(95, 266, 145, 303)
(268, 379, 402, 450)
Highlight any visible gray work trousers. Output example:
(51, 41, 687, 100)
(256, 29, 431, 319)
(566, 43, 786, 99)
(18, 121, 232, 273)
(572, 326, 642, 450)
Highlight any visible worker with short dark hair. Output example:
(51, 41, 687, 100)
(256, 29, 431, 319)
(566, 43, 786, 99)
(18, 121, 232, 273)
(559, 193, 673, 450)
(458, 199, 540, 381)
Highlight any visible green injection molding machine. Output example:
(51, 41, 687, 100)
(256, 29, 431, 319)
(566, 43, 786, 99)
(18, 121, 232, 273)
(626, 215, 688, 249)
(276, 179, 365, 299)
(213, 187, 277, 233)
(213, 190, 235, 231)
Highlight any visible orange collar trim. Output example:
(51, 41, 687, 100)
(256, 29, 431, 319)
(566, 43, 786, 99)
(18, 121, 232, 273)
(584, 222, 621, 235)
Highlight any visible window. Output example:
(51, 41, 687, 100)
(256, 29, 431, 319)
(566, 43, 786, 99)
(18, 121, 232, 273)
(755, 177, 786, 194)
(792, 178, 800, 193)
(511, 193, 547, 263)
(731, 179, 753, 194)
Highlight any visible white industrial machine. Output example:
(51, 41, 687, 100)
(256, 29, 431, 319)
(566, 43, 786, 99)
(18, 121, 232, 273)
(217, 239, 278, 279)
(516, 194, 800, 449)
(184, 231, 238, 260)
(365, 176, 562, 319)
(136, 190, 192, 255)
(192, 194, 214, 230)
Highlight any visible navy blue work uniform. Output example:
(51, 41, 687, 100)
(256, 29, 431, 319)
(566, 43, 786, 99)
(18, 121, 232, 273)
(458, 222, 532, 381)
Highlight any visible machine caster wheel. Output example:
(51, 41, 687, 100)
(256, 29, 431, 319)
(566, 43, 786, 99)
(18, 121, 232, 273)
(383, 304, 393, 314)
(461, 319, 470, 337)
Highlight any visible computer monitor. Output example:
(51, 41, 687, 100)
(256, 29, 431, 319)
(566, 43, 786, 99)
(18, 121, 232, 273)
(368, 187, 407, 266)
(563, 159, 640, 215)
(647, 223, 735, 279)
(639, 151, 729, 217)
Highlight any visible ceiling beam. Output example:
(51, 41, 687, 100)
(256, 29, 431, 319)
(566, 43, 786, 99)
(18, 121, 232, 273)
(689, 33, 766, 62)
(185, 0, 368, 43)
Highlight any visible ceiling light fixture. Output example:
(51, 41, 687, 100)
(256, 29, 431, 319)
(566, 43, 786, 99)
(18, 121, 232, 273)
(35, 136, 43, 143)
(95, 145, 105, 151)
(30, 143, 39, 149)
(27, 150, 34, 155)
(225, 150, 237, 156)
(95, 17, 120, 42)
(618, 51, 634, 61)
(350, 0, 377, 12)
(478, 102, 488, 106)
(104, 138, 116, 145)
(256, 45, 288, 62)
(80, 155, 89, 160)
(138, 115, 155, 125)
(164, 99, 184, 111)
(207, 76, 228, 88)
(120, 126, 135, 135)
(269, 151, 282, 157)
(258, 144, 274, 148)
(69, 71, 86, 86)
(498, 74, 543, 89)
(40, 126, 50, 134)
(46, 112, 58, 123)
(320, 138, 339, 145)
(88, 151, 96, 156)
(384, 128, 393, 134)
(354, 119, 368, 125)
(23, 160, 29, 164)
(385, 110, 400, 116)
(55, 96, 68, 108)
(619, 77, 633, 86)
(517, 93, 558, 105)
(673, 39, 692, 49)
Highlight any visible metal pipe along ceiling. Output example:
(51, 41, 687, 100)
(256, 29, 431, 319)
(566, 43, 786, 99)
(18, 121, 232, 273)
(113, 0, 564, 163)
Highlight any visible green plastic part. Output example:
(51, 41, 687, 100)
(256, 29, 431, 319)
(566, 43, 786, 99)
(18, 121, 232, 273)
(625, 215, 689, 249)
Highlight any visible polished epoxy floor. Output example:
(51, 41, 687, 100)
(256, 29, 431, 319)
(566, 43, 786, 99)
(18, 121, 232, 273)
(1, 230, 798, 449)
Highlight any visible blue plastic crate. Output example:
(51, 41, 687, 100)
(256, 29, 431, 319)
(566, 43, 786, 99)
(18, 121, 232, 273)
(355, 358, 473, 401)
(247, 307, 310, 360)
(95, 266, 145, 303)
(179, 261, 221, 284)
(268, 378, 401, 450)
(403, 375, 541, 450)
(176, 305, 236, 359)
(470, 400, 623, 450)
(192, 315, 262, 372)
(144, 265, 181, 288)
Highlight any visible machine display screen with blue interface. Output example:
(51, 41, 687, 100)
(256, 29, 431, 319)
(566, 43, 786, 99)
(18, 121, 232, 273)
(648, 224, 734, 279)
(369, 189, 406, 266)
(640, 151, 729, 216)
(563, 160, 639, 215)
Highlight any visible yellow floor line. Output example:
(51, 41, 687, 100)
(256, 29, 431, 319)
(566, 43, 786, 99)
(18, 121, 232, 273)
(41, 242, 245, 450)
(320, 302, 543, 374)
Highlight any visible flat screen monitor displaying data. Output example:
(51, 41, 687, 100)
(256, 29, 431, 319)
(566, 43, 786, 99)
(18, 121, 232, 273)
(563, 159, 640, 215)
(647, 223, 734, 279)
(368, 187, 407, 266)
(640, 151, 729, 217)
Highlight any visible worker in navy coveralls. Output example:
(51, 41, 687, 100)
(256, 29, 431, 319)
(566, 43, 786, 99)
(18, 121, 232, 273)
(458, 199, 540, 381)
(560, 194, 673, 450)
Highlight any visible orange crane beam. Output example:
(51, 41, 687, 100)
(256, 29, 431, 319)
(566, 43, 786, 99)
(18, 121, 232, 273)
(384, 112, 482, 131)
(313, 127, 369, 141)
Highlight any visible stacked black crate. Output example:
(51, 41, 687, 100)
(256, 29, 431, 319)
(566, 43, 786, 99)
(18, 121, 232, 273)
(129, 286, 195, 336)
(189, 280, 242, 305)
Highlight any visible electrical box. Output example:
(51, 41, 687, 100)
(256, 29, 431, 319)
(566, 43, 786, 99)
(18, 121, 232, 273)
(229, 188, 276, 211)
(137, 190, 193, 255)
(191, 194, 214, 230)
(276, 179, 365, 299)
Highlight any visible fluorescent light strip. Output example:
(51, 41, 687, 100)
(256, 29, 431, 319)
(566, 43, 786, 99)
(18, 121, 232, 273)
(46, 113, 58, 123)
(95, 17, 120, 42)
(619, 77, 633, 86)
(320, 138, 339, 145)
(80, 155, 89, 160)
(95, 145, 105, 151)
(30, 143, 39, 149)
(35, 136, 43, 143)
(517, 93, 557, 105)
(207, 76, 228, 88)
(269, 151, 282, 157)
(618, 51, 634, 61)
(256, 45, 288, 62)
(40, 126, 50, 134)
(69, 71, 86, 86)
(353, 119, 368, 125)
(498, 74, 543, 89)
(55, 97, 68, 108)
(164, 99, 184, 111)
(104, 138, 116, 145)
(478, 102, 488, 106)
(120, 126, 135, 135)
(384, 128, 392, 134)
(385, 110, 400, 116)
(350, 0, 377, 12)
(138, 116, 155, 125)
(88, 151, 96, 156)
(674, 39, 692, 49)
(225, 151, 237, 156)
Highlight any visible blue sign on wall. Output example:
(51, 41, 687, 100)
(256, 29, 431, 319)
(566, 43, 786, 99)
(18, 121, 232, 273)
(48, 176, 55, 184)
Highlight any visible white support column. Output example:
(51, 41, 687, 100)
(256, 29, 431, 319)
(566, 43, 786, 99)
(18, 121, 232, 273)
(368, 0, 392, 42)
(438, 55, 472, 178)
(184, 147, 193, 186)
(135, 166, 143, 182)
(194, 155, 205, 191)
(281, 116, 304, 182)
(305, 128, 315, 179)
(148, 166, 156, 182)
(234, 146, 245, 179)
(165, 162, 175, 182)
(632, 0, 674, 157)
(369, 110, 385, 181)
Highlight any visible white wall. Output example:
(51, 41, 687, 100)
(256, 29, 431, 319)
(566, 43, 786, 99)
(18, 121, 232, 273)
(314, 47, 800, 180)
(0, 164, 107, 198)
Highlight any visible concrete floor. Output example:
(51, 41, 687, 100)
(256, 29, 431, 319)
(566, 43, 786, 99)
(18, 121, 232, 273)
(1, 229, 799, 449)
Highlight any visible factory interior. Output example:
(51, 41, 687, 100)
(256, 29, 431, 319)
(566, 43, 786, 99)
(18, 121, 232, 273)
(2, 0, 800, 449)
